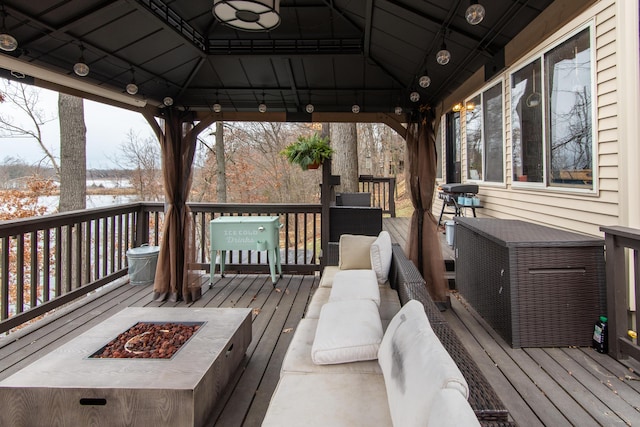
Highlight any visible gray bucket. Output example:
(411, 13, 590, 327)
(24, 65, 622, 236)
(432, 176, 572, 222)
(126, 244, 160, 285)
(444, 221, 455, 247)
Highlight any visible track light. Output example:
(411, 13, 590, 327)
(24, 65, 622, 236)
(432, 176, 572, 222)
(465, 1, 485, 25)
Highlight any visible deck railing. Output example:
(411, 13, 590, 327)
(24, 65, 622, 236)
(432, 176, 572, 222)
(600, 225, 640, 362)
(359, 175, 396, 217)
(0, 202, 321, 334)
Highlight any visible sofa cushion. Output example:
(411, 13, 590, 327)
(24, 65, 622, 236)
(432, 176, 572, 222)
(329, 270, 380, 306)
(312, 299, 383, 365)
(281, 319, 384, 376)
(427, 389, 481, 427)
(339, 234, 376, 270)
(306, 284, 400, 320)
(370, 231, 393, 285)
(262, 373, 391, 427)
(318, 266, 339, 288)
(378, 300, 469, 427)
(305, 287, 331, 318)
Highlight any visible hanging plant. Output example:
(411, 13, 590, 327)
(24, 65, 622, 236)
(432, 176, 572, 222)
(280, 133, 333, 170)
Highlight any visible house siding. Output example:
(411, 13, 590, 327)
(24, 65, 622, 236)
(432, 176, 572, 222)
(434, 0, 635, 238)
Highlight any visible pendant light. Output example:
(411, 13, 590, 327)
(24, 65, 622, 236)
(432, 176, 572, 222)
(418, 73, 431, 88)
(73, 45, 90, 77)
(0, 5, 16, 52)
(465, 1, 486, 25)
(436, 33, 451, 66)
(126, 68, 138, 95)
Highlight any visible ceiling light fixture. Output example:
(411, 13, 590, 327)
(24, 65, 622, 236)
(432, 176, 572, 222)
(258, 92, 267, 112)
(126, 68, 138, 95)
(163, 96, 173, 107)
(73, 45, 90, 77)
(0, 5, 16, 52)
(436, 32, 451, 66)
(352, 104, 360, 114)
(394, 106, 403, 115)
(409, 91, 420, 103)
(465, 1, 486, 25)
(305, 103, 314, 113)
(212, 0, 281, 32)
(418, 74, 431, 88)
(213, 102, 222, 112)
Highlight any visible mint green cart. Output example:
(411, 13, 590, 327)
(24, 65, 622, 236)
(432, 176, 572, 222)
(210, 216, 282, 284)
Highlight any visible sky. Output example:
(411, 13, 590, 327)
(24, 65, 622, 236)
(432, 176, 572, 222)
(0, 80, 155, 169)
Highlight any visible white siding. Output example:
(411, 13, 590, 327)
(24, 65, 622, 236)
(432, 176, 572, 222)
(434, 0, 629, 237)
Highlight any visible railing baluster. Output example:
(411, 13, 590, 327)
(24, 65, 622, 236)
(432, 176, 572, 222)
(75, 222, 82, 289)
(30, 231, 38, 308)
(1, 237, 9, 320)
(43, 229, 51, 303)
(85, 221, 92, 284)
(55, 226, 62, 298)
(16, 235, 24, 314)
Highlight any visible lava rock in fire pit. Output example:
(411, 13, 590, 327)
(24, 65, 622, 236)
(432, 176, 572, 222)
(91, 322, 201, 359)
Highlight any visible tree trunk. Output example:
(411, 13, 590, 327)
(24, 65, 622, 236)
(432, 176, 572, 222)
(58, 94, 87, 212)
(330, 123, 359, 192)
(57, 93, 87, 290)
(215, 121, 227, 202)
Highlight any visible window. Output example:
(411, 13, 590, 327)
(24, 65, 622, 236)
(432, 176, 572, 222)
(511, 26, 593, 189)
(465, 82, 504, 183)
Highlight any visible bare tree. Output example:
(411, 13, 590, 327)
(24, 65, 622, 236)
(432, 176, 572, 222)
(0, 80, 59, 173)
(117, 129, 162, 200)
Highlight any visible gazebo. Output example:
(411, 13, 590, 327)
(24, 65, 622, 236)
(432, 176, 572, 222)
(0, 0, 561, 303)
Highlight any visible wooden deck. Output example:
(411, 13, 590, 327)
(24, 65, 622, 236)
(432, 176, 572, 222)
(1, 217, 639, 426)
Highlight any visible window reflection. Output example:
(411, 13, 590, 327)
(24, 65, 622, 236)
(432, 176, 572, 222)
(545, 29, 592, 187)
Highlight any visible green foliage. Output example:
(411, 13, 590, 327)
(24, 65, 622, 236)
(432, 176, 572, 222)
(280, 133, 333, 170)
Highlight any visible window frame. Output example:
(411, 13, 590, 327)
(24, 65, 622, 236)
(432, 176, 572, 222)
(508, 21, 597, 194)
(464, 77, 506, 186)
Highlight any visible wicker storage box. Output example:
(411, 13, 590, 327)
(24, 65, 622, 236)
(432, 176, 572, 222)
(455, 218, 606, 348)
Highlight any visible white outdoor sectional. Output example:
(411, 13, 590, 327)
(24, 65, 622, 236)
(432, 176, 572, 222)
(262, 232, 481, 426)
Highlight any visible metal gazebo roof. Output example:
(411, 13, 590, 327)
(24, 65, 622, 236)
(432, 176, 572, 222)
(0, 0, 559, 116)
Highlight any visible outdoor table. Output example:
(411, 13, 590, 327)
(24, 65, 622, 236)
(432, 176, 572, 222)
(454, 218, 606, 348)
(210, 216, 282, 284)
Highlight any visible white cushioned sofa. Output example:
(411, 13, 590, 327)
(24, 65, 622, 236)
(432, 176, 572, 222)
(262, 233, 481, 426)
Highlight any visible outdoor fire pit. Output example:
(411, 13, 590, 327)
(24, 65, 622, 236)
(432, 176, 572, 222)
(0, 307, 252, 427)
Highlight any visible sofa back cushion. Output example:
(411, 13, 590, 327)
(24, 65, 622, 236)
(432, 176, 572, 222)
(339, 234, 376, 270)
(378, 300, 469, 426)
(370, 231, 392, 285)
(427, 389, 481, 427)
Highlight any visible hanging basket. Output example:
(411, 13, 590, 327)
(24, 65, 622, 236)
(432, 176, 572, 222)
(307, 162, 321, 170)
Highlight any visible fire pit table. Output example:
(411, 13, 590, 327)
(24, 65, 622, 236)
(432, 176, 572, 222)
(0, 307, 252, 427)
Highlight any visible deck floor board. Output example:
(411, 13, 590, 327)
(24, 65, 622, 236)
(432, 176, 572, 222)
(1, 217, 639, 426)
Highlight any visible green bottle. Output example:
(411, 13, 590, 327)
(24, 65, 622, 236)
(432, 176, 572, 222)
(592, 316, 608, 353)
